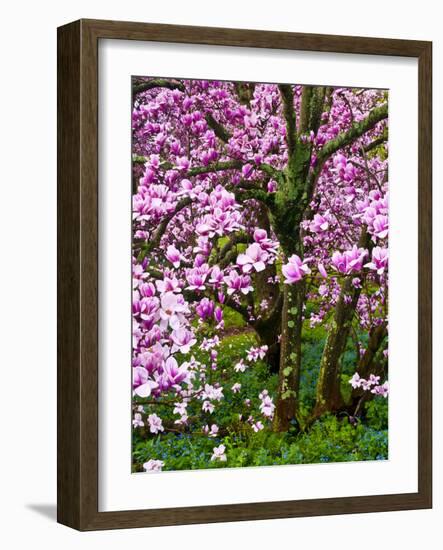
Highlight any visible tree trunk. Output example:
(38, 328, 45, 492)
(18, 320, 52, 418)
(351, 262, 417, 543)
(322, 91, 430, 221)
(312, 276, 362, 419)
(312, 228, 371, 420)
(273, 280, 305, 431)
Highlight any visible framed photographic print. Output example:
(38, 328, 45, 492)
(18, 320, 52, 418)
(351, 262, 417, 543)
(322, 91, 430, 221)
(57, 19, 432, 530)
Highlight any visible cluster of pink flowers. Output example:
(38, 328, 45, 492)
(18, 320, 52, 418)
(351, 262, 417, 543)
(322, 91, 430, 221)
(349, 373, 389, 398)
(131, 79, 389, 472)
(246, 345, 269, 362)
(331, 246, 368, 275)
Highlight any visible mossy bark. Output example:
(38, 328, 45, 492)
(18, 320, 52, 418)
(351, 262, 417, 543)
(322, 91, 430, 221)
(273, 281, 305, 432)
(312, 276, 362, 419)
(312, 230, 372, 420)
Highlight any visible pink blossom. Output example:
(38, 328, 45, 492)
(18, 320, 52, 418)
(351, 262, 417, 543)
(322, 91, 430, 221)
(247, 345, 268, 362)
(170, 327, 196, 354)
(163, 356, 190, 387)
(132, 412, 144, 428)
(207, 424, 219, 437)
(133, 366, 158, 397)
(165, 244, 183, 268)
(282, 254, 311, 283)
(159, 292, 188, 330)
(372, 215, 389, 239)
(318, 263, 327, 278)
(186, 266, 209, 290)
(331, 246, 368, 274)
(143, 459, 164, 472)
(224, 270, 253, 295)
(234, 360, 247, 372)
(209, 265, 224, 286)
(310, 213, 330, 233)
(202, 400, 215, 413)
(372, 381, 389, 397)
(237, 243, 269, 273)
(214, 306, 223, 326)
(196, 297, 214, 319)
(259, 393, 275, 418)
(267, 180, 277, 192)
(252, 421, 264, 432)
(365, 246, 388, 274)
(349, 372, 361, 389)
(147, 413, 164, 434)
(211, 444, 227, 461)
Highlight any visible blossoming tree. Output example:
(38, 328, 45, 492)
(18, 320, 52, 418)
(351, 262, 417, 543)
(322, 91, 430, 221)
(132, 77, 388, 468)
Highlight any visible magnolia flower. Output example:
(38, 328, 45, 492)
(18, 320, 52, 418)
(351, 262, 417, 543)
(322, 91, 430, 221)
(318, 283, 328, 296)
(214, 306, 223, 326)
(209, 265, 224, 286)
(331, 246, 367, 275)
(368, 374, 381, 386)
(170, 327, 197, 354)
(252, 421, 264, 432)
(242, 163, 254, 178)
(159, 292, 188, 330)
(372, 215, 389, 239)
(372, 381, 389, 398)
(224, 270, 253, 295)
(173, 401, 188, 416)
(202, 400, 215, 413)
(211, 444, 227, 461)
(267, 180, 277, 193)
(310, 213, 330, 233)
(133, 366, 158, 398)
(132, 412, 144, 428)
(365, 247, 389, 275)
(147, 413, 164, 434)
(282, 255, 311, 284)
(237, 243, 269, 273)
(186, 268, 208, 291)
(247, 345, 268, 362)
(234, 359, 247, 373)
(349, 372, 361, 389)
(196, 297, 214, 319)
(318, 263, 327, 278)
(155, 276, 181, 294)
(165, 244, 184, 268)
(163, 356, 189, 387)
(202, 384, 224, 401)
(259, 394, 275, 418)
(253, 229, 278, 254)
(143, 459, 164, 472)
(207, 424, 219, 437)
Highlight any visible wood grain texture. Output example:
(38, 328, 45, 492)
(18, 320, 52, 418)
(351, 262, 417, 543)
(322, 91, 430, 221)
(57, 19, 432, 531)
(57, 20, 81, 528)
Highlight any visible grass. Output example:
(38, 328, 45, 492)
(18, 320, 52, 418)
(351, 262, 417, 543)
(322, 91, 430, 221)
(133, 320, 388, 472)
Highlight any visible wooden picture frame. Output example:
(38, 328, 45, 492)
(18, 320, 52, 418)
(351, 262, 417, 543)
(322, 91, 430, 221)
(57, 18, 432, 530)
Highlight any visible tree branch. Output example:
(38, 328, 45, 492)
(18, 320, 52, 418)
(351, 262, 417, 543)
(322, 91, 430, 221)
(278, 84, 297, 158)
(133, 156, 278, 180)
(215, 231, 252, 267)
(137, 197, 192, 261)
(205, 113, 231, 143)
(307, 103, 388, 199)
(234, 188, 275, 208)
(363, 129, 388, 153)
(133, 78, 185, 95)
(317, 103, 388, 165)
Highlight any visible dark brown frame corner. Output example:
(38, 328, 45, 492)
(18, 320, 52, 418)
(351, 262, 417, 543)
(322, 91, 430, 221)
(57, 19, 432, 531)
